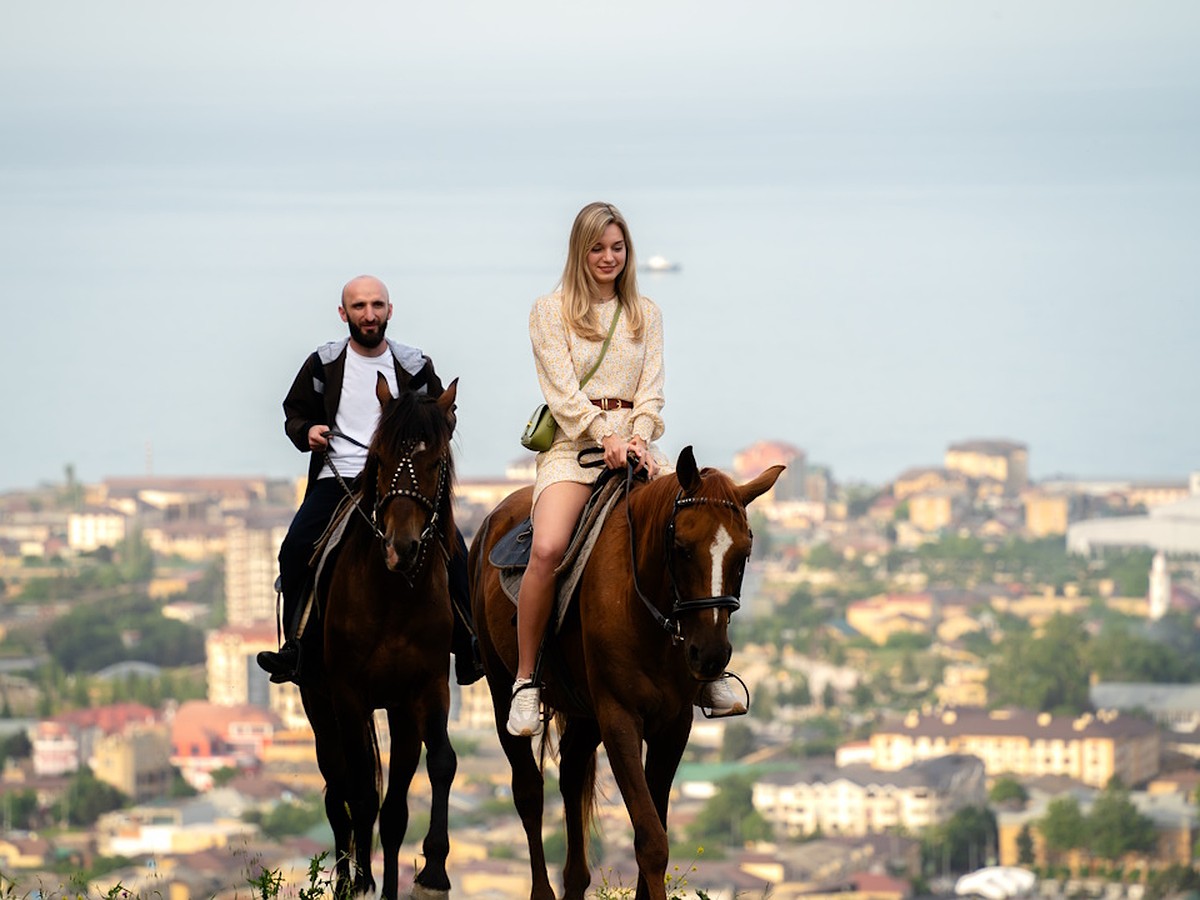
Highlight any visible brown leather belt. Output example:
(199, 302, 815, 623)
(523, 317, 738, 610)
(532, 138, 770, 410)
(591, 398, 633, 410)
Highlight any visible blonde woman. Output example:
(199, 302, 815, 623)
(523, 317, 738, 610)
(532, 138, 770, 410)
(508, 201, 744, 737)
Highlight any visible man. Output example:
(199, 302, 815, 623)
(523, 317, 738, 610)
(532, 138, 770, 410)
(256, 275, 480, 685)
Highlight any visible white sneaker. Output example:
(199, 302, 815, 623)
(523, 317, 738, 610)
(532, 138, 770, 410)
(506, 678, 543, 737)
(697, 676, 747, 717)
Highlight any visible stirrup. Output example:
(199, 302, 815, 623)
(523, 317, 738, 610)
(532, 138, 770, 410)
(507, 679, 546, 737)
(698, 672, 750, 719)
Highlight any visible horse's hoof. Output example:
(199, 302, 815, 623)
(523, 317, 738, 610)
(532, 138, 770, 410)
(408, 886, 450, 900)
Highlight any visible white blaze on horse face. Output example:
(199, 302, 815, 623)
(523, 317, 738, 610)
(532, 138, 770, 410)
(708, 525, 733, 622)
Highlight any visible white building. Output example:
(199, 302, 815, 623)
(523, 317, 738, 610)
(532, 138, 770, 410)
(224, 509, 291, 626)
(67, 508, 127, 552)
(1067, 495, 1200, 555)
(751, 754, 985, 839)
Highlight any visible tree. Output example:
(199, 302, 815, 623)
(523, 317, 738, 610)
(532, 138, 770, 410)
(1016, 824, 1035, 866)
(54, 767, 127, 826)
(1088, 625, 1194, 683)
(989, 777, 1029, 806)
(924, 806, 994, 874)
(1040, 795, 1086, 861)
(245, 795, 326, 840)
(721, 722, 756, 761)
(0, 731, 32, 767)
(988, 614, 1089, 714)
(688, 773, 768, 847)
(749, 511, 774, 558)
(3, 789, 40, 830)
(1087, 783, 1157, 861)
(806, 543, 842, 570)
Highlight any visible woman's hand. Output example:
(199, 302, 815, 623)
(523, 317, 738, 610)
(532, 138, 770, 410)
(602, 434, 657, 477)
(628, 435, 658, 477)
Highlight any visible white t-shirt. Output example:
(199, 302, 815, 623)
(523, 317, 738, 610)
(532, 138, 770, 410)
(320, 349, 400, 479)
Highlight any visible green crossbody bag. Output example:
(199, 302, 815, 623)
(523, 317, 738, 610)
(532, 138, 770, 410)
(520, 304, 622, 452)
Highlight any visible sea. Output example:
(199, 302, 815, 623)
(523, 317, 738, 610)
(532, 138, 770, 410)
(2, 94, 1198, 492)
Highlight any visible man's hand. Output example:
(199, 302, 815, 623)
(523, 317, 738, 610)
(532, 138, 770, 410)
(308, 425, 331, 451)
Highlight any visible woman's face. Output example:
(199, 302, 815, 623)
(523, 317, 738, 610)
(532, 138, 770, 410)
(586, 223, 627, 294)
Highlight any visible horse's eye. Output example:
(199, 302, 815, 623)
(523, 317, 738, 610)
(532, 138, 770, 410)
(674, 542, 692, 562)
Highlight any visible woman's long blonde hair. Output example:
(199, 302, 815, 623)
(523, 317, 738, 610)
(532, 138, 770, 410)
(559, 201, 644, 341)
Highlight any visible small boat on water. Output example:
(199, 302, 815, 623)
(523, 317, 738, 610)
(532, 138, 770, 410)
(643, 255, 681, 273)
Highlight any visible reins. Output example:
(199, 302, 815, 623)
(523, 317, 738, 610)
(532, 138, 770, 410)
(580, 451, 746, 641)
(322, 430, 387, 542)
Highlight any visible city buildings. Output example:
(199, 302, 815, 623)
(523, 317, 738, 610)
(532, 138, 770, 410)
(752, 754, 985, 839)
(868, 707, 1161, 788)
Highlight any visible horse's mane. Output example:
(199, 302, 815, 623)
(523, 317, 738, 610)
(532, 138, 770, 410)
(364, 390, 457, 554)
(373, 390, 455, 454)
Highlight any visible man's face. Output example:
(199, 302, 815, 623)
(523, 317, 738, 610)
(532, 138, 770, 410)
(340, 278, 392, 350)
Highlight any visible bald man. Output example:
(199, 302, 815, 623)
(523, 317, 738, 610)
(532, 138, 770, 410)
(257, 276, 479, 685)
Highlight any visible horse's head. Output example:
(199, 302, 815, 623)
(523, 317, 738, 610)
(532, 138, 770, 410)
(366, 375, 457, 576)
(665, 446, 783, 682)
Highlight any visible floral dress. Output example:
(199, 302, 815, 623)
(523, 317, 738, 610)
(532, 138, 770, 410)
(528, 292, 670, 509)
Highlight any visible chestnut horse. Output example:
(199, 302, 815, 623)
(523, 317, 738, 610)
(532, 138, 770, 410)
(469, 447, 783, 900)
(299, 376, 459, 900)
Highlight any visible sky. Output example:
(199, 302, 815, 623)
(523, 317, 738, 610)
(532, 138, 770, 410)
(1, 1, 1198, 492)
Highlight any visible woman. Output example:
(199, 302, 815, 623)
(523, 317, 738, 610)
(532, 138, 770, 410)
(508, 201, 744, 737)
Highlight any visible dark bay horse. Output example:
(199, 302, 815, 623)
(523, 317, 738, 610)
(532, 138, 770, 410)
(300, 375, 459, 900)
(469, 446, 783, 900)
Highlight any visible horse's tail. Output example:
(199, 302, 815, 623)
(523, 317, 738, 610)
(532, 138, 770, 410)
(368, 713, 383, 800)
(545, 712, 599, 839)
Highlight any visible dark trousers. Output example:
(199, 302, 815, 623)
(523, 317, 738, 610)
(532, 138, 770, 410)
(278, 477, 348, 637)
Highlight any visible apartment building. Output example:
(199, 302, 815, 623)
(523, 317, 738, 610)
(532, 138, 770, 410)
(752, 754, 985, 839)
(1023, 491, 1070, 537)
(223, 508, 292, 626)
(170, 700, 281, 791)
(66, 507, 127, 552)
(205, 623, 306, 728)
(31, 703, 160, 777)
(869, 707, 1160, 788)
(845, 593, 933, 646)
(90, 723, 173, 801)
(944, 439, 1028, 496)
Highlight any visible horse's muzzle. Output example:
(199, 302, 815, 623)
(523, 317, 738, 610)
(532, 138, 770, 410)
(687, 641, 731, 681)
(382, 534, 421, 574)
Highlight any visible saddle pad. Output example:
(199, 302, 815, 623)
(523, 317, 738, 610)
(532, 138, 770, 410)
(297, 492, 360, 637)
(489, 474, 627, 633)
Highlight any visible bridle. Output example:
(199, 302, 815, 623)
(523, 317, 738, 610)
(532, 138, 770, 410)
(623, 462, 748, 642)
(324, 430, 451, 577)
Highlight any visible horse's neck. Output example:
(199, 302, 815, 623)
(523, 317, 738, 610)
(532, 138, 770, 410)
(625, 480, 674, 586)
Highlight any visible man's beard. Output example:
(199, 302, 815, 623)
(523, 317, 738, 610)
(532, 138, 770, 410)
(348, 318, 387, 349)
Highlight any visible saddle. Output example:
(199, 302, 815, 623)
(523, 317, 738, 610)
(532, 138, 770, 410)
(295, 491, 363, 640)
(488, 469, 629, 632)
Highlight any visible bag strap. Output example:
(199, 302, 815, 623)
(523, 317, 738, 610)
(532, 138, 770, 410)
(578, 304, 622, 390)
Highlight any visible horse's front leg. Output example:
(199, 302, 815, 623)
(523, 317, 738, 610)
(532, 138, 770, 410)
(643, 711, 694, 895)
(380, 706, 422, 900)
(409, 685, 457, 897)
(597, 704, 670, 900)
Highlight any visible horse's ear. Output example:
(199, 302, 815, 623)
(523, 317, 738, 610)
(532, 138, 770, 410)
(436, 378, 458, 414)
(375, 371, 393, 408)
(437, 378, 458, 431)
(676, 445, 701, 494)
(738, 465, 785, 507)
